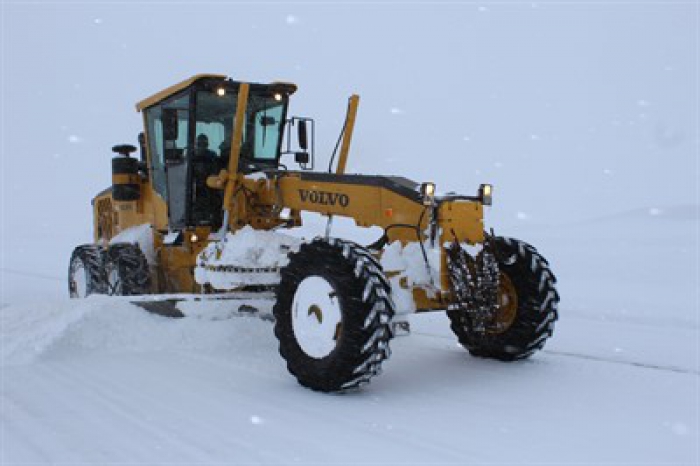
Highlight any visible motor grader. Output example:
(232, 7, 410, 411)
(68, 74, 559, 392)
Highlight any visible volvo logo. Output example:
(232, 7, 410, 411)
(299, 189, 350, 207)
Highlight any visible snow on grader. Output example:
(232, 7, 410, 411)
(68, 74, 559, 392)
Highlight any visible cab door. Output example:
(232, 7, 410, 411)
(144, 92, 191, 230)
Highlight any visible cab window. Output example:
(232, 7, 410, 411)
(252, 102, 284, 161)
(144, 92, 190, 227)
(195, 90, 238, 161)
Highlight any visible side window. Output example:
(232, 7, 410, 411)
(145, 107, 167, 200)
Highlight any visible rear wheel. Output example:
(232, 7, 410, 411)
(273, 238, 395, 392)
(104, 243, 151, 296)
(68, 245, 106, 298)
(448, 236, 559, 361)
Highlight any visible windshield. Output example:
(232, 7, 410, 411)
(195, 90, 286, 170)
(195, 90, 237, 161)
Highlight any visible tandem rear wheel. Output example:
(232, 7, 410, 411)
(68, 243, 150, 298)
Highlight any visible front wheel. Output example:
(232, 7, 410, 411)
(448, 236, 559, 361)
(273, 238, 395, 392)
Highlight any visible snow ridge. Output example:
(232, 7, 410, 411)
(0, 297, 274, 366)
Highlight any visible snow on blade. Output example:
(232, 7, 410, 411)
(195, 226, 301, 290)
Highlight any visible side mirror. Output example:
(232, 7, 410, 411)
(282, 117, 314, 170)
(162, 108, 179, 141)
(298, 120, 308, 150)
(294, 152, 310, 164)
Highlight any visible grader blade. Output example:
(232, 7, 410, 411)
(128, 292, 276, 320)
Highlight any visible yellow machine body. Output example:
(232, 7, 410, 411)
(93, 74, 489, 311)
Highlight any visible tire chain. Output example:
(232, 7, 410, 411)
(105, 243, 151, 295)
(69, 244, 108, 296)
(448, 236, 559, 360)
(446, 239, 500, 335)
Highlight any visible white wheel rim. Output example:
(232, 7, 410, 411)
(108, 267, 121, 295)
(71, 260, 88, 298)
(292, 276, 342, 359)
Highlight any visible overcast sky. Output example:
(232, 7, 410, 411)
(1, 1, 697, 295)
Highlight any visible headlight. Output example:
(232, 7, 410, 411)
(479, 184, 493, 206)
(420, 182, 436, 206)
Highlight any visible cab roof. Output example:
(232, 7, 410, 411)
(135, 74, 298, 112)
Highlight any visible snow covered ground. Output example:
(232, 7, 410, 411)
(2, 210, 698, 464)
(2, 1, 698, 464)
(1, 303, 697, 464)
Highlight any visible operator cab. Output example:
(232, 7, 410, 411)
(137, 75, 297, 230)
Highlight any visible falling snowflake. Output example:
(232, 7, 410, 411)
(516, 212, 529, 220)
(250, 415, 263, 425)
(672, 423, 689, 436)
(68, 135, 82, 144)
(286, 15, 298, 25)
(389, 108, 403, 115)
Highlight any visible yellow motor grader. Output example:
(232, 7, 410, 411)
(68, 74, 559, 392)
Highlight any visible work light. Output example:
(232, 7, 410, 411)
(421, 182, 436, 206)
(479, 184, 493, 206)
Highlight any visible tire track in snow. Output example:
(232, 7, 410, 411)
(411, 331, 699, 376)
(542, 349, 699, 376)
